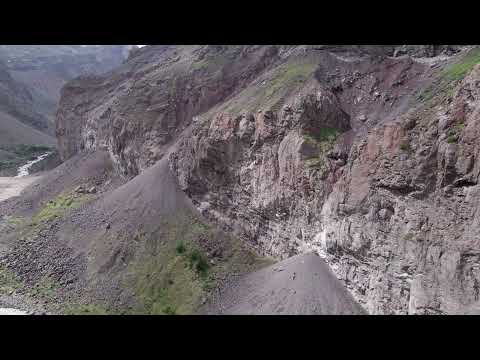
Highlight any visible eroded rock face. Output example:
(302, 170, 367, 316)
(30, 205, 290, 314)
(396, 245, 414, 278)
(55, 45, 480, 314)
(170, 83, 351, 257)
(318, 63, 480, 314)
(56, 45, 282, 175)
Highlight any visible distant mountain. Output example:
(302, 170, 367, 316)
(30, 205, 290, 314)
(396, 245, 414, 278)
(0, 45, 135, 135)
(0, 45, 134, 174)
(0, 58, 50, 134)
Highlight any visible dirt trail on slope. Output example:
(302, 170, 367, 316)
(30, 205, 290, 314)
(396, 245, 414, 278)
(0, 176, 40, 202)
(202, 252, 366, 315)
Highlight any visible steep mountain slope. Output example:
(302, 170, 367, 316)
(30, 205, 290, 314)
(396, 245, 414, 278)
(0, 59, 50, 133)
(202, 252, 366, 314)
(0, 46, 134, 175)
(2, 45, 480, 315)
(319, 48, 480, 314)
(1, 46, 284, 314)
(0, 151, 272, 314)
(0, 59, 56, 175)
(0, 111, 54, 147)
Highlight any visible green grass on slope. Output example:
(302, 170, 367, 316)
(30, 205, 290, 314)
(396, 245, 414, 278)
(31, 192, 92, 227)
(417, 47, 480, 104)
(125, 214, 272, 315)
(0, 266, 22, 295)
(0, 191, 95, 313)
(302, 127, 339, 169)
(220, 58, 318, 115)
(0, 264, 63, 312)
(190, 46, 244, 72)
(7, 191, 92, 247)
(442, 47, 480, 82)
(3, 196, 269, 315)
(303, 127, 339, 144)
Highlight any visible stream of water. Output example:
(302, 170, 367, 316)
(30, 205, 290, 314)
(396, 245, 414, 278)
(15, 152, 52, 178)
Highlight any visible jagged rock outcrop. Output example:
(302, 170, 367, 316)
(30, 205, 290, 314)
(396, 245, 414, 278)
(170, 82, 352, 257)
(319, 59, 480, 314)
(52, 45, 480, 314)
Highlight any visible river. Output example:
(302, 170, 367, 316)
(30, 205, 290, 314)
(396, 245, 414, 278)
(15, 152, 52, 178)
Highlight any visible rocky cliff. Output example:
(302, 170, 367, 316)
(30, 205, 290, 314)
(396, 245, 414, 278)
(47, 44, 480, 314)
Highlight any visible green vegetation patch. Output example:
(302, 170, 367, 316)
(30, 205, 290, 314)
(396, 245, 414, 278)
(454, 121, 466, 132)
(1, 267, 61, 311)
(0, 159, 18, 171)
(1, 266, 60, 308)
(190, 46, 243, 72)
(447, 134, 457, 144)
(304, 127, 339, 145)
(31, 192, 92, 226)
(126, 216, 215, 315)
(399, 140, 411, 152)
(264, 61, 317, 102)
(417, 47, 480, 104)
(187, 248, 210, 276)
(126, 213, 272, 315)
(0, 144, 54, 172)
(132, 249, 206, 315)
(2, 216, 27, 231)
(175, 241, 186, 254)
(8, 144, 52, 159)
(29, 276, 59, 300)
(221, 57, 317, 115)
(445, 120, 465, 144)
(0, 266, 22, 295)
(302, 127, 339, 169)
(442, 47, 480, 82)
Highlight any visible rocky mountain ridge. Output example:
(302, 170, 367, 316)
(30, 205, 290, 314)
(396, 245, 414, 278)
(2, 44, 479, 314)
(54, 44, 480, 314)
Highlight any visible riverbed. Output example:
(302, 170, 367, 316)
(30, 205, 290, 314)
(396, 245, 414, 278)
(0, 153, 50, 315)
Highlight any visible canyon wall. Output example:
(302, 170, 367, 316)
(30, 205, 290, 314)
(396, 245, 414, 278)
(55, 44, 480, 314)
